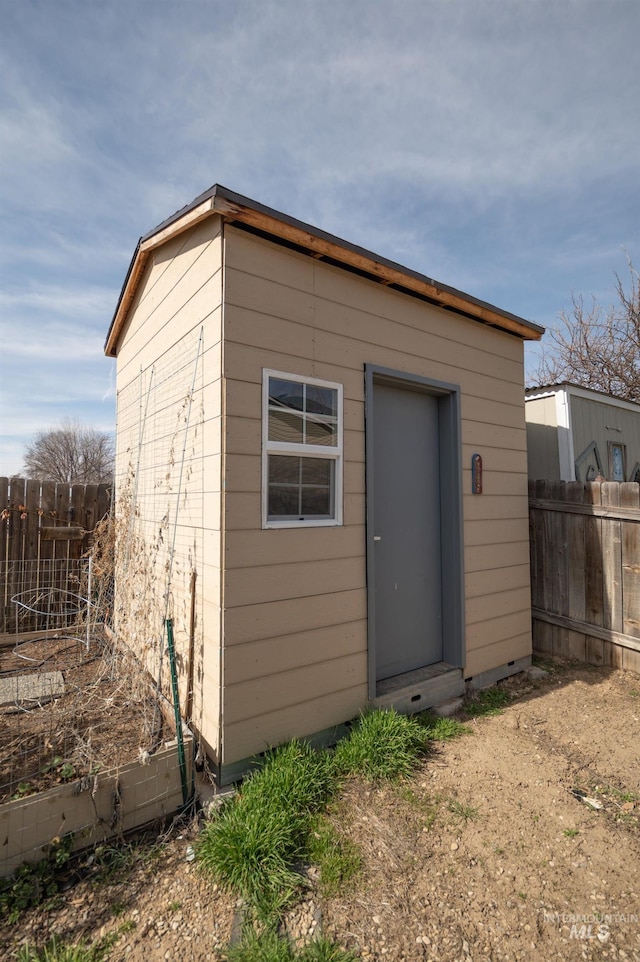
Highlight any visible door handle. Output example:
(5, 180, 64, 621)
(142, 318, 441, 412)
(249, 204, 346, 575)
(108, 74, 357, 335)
(373, 536, 382, 542)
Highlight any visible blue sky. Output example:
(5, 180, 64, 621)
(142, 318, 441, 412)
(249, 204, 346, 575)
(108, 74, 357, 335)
(1, 0, 639, 477)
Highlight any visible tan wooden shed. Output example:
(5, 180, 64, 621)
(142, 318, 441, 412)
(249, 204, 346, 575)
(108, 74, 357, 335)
(105, 185, 543, 783)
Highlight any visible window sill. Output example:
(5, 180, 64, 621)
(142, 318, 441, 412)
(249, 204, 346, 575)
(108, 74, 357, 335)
(263, 518, 343, 529)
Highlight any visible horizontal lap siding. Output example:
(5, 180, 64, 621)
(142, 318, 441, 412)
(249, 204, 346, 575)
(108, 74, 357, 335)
(465, 541, 531, 573)
(224, 525, 365, 569)
(466, 564, 531, 598)
(223, 589, 367, 647)
(225, 557, 364, 607)
(224, 621, 367, 684)
(115, 218, 223, 760)
(221, 227, 531, 764)
(118, 219, 224, 385)
(224, 653, 367, 725)
(225, 306, 525, 406)
(465, 633, 532, 677)
(225, 685, 369, 764)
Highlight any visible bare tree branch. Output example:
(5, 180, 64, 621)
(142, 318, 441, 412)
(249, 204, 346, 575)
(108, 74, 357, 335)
(23, 418, 114, 483)
(530, 258, 640, 403)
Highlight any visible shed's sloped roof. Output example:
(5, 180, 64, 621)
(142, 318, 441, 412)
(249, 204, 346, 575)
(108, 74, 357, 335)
(526, 382, 640, 411)
(105, 184, 544, 356)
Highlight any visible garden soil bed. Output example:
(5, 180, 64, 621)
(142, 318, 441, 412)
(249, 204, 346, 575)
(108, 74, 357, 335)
(2, 657, 639, 961)
(0, 634, 163, 801)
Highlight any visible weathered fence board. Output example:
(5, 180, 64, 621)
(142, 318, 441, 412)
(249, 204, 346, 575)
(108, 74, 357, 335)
(0, 478, 112, 633)
(529, 480, 640, 673)
(565, 482, 588, 661)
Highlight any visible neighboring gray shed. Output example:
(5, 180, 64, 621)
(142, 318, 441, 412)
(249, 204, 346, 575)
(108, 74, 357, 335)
(106, 184, 543, 784)
(526, 383, 640, 482)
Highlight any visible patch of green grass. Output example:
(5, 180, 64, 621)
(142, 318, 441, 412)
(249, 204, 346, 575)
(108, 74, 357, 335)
(226, 929, 294, 962)
(418, 713, 471, 740)
(17, 941, 94, 962)
(307, 815, 361, 898)
(199, 712, 429, 939)
(332, 709, 427, 782)
(447, 799, 479, 822)
(581, 782, 639, 812)
(93, 932, 120, 957)
(464, 687, 511, 718)
(16, 932, 120, 962)
(197, 740, 332, 921)
(563, 828, 579, 838)
(590, 784, 639, 823)
(396, 785, 441, 829)
(300, 939, 359, 962)
(91, 837, 162, 883)
(226, 931, 358, 962)
(607, 787, 638, 803)
(168, 900, 182, 912)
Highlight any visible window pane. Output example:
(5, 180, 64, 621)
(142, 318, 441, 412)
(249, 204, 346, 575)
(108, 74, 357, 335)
(305, 418, 337, 447)
(305, 385, 337, 417)
(301, 485, 331, 516)
(269, 378, 303, 411)
(268, 485, 300, 517)
(269, 410, 304, 443)
(268, 456, 334, 519)
(301, 458, 332, 485)
(269, 455, 300, 484)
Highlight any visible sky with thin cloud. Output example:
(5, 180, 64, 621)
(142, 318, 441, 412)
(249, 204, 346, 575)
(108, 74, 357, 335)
(1, 0, 639, 476)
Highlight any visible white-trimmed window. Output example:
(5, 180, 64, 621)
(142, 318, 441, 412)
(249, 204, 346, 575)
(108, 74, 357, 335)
(262, 370, 343, 527)
(608, 442, 626, 482)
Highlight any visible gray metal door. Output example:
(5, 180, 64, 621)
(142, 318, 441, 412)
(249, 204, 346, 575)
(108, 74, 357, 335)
(373, 382, 443, 680)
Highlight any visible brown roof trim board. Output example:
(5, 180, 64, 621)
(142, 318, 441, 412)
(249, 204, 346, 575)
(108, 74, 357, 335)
(104, 184, 544, 356)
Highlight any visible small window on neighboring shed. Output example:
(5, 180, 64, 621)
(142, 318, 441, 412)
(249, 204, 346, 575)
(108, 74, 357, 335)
(608, 442, 626, 482)
(262, 370, 343, 527)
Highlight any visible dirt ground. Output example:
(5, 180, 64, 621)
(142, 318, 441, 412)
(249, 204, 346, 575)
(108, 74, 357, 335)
(2, 657, 639, 962)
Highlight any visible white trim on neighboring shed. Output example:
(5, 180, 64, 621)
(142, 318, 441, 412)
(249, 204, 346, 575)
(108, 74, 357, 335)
(555, 387, 575, 481)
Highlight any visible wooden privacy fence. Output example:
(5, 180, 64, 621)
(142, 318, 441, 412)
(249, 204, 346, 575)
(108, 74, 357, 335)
(0, 478, 112, 633)
(529, 479, 640, 673)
